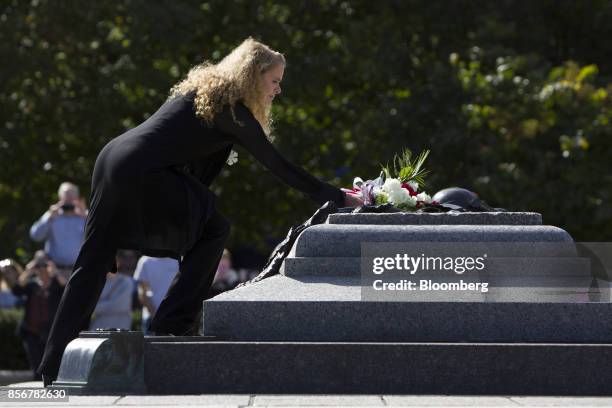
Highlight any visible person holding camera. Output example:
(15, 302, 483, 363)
(30, 182, 87, 282)
(1, 254, 65, 380)
(0, 258, 21, 308)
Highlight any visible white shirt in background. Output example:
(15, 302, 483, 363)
(133, 256, 179, 319)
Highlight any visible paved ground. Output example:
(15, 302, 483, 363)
(0, 371, 34, 386)
(1, 382, 612, 407)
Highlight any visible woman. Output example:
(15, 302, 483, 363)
(0, 258, 21, 309)
(38, 37, 363, 385)
(1, 256, 65, 380)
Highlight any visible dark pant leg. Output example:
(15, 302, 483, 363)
(150, 209, 230, 335)
(36, 239, 116, 379)
(21, 332, 45, 380)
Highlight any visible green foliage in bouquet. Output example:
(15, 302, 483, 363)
(381, 149, 430, 186)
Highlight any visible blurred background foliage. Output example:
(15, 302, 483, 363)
(1, 0, 611, 264)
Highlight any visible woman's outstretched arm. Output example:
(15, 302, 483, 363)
(215, 102, 347, 207)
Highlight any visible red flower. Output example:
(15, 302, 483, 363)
(401, 182, 418, 196)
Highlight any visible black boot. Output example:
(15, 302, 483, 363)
(42, 374, 56, 388)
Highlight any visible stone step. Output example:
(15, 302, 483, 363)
(326, 211, 543, 225)
(281, 256, 590, 278)
(290, 224, 576, 258)
(203, 275, 610, 342)
(144, 339, 612, 395)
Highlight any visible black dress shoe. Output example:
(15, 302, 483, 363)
(42, 374, 56, 387)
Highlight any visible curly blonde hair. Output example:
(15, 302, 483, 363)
(168, 37, 285, 136)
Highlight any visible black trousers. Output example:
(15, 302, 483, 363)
(37, 209, 230, 379)
(21, 331, 46, 380)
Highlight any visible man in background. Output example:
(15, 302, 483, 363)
(30, 182, 87, 281)
(134, 256, 179, 334)
(89, 270, 134, 331)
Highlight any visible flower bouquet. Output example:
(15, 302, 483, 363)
(342, 148, 438, 211)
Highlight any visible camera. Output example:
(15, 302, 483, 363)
(60, 203, 75, 212)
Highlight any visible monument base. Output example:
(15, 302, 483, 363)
(51, 331, 612, 395)
(49, 211, 611, 395)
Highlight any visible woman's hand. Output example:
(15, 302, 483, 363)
(344, 193, 364, 208)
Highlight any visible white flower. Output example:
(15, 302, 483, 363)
(408, 180, 419, 192)
(416, 192, 432, 204)
(405, 194, 417, 207)
(389, 188, 412, 205)
(226, 150, 238, 165)
(391, 190, 417, 209)
(382, 178, 402, 193)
